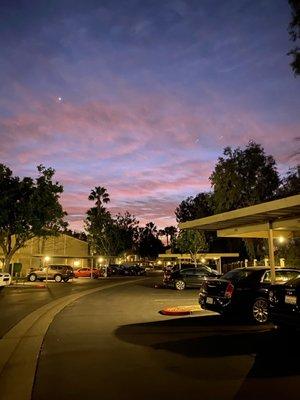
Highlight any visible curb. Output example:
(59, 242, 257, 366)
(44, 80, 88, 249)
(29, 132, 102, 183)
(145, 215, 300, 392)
(159, 305, 201, 316)
(7, 283, 46, 289)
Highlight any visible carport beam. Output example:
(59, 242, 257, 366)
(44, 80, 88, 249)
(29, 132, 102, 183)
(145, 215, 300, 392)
(268, 222, 276, 283)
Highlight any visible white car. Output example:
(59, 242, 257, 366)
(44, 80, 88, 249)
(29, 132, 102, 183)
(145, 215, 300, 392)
(0, 272, 11, 290)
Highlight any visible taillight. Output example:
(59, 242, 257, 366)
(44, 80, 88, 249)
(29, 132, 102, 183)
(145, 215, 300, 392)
(199, 282, 207, 296)
(225, 282, 234, 298)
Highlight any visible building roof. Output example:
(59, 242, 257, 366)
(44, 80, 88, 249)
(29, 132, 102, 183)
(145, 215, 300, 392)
(179, 195, 300, 238)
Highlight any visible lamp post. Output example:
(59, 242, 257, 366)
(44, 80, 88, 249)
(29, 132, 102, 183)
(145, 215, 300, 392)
(44, 256, 50, 283)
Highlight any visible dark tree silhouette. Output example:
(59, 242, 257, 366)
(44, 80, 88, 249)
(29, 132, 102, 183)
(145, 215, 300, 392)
(288, 0, 300, 75)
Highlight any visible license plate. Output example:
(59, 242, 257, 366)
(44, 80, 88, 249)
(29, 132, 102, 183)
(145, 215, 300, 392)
(285, 295, 297, 305)
(206, 297, 214, 304)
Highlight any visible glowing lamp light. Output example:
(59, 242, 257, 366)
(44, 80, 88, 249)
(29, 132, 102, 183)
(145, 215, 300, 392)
(44, 256, 50, 262)
(201, 257, 206, 263)
(74, 260, 80, 267)
(278, 236, 286, 244)
(98, 257, 104, 263)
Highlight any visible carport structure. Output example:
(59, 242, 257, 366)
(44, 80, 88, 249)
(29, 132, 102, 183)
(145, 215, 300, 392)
(179, 195, 300, 282)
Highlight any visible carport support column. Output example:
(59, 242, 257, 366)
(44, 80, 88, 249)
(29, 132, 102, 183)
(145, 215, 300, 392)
(217, 258, 222, 274)
(268, 222, 275, 284)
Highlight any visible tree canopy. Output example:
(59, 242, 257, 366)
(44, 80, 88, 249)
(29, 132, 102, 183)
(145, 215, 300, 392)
(85, 187, 143, 259)
(209, 141, 280, 213)
(0, 164, 67, 272)
(288, 0, 300, 75)
(175, 192, 214, 223)
(137, 223, 164, 259)
(175, 229, 208, 266)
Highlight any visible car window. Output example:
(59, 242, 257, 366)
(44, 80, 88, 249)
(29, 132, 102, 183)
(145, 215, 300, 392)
(221, 269, 254, 283)
(276, 270, 300, 282)
(182, 269, 195, 276)
(263, 270, 300, 283)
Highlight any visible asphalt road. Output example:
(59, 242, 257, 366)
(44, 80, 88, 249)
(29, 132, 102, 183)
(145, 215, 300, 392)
(2, 275, 300, 400)
(0, 277, 134, 337)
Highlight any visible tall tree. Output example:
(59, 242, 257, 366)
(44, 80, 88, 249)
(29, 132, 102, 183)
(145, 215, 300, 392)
(0, 164, 67, 272)
(210, 141, 280, 213)
(164, 226, 178, 246)
(288, 0, 300, 75)
(88, 186, 110, 210)
(137, 224, 164, 259)
(115, 211, 139, 252)
(175, 192, 214, 223)
(277, 165, 300, 197)
(175, 229, 208, 267)
(85, 190, 139, 259)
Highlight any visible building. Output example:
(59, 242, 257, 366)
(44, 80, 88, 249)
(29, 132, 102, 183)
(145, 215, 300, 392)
(0, 234, 89, 276)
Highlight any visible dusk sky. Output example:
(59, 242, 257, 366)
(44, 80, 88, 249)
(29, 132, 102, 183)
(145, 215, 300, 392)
(0, 0, 299, 231)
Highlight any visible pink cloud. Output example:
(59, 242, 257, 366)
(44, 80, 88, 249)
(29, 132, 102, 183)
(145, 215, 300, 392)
(1, 85, 299, 231)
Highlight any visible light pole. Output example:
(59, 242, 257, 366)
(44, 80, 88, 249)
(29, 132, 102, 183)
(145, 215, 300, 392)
(44, 256, 50, 283)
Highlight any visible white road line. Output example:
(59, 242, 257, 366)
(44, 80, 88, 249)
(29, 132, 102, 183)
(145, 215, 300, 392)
(0, 278, 146, 400)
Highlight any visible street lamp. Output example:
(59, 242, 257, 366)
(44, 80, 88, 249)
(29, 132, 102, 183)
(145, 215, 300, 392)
(278, 236, 286, 244)
(44, 256, 50, 283)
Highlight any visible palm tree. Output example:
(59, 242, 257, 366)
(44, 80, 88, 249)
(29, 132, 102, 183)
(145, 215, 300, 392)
(145, 222, 158, 237)
(164, 226, 177, 246)
(88, 186, 110, 210)
(158, 229, 166, 241)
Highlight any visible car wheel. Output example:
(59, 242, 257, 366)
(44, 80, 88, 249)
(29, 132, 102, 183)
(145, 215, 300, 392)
(252, 297, 269, 324)
(175, 280, 186, 291)
(28, 274, 37, 282)
(54, 274, 63, 283)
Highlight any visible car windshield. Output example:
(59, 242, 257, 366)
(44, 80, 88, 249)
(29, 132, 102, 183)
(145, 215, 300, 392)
(221, 269, 254, 283)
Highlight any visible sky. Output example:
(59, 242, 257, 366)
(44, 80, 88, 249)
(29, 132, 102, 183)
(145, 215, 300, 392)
(0, 0, 299, 231)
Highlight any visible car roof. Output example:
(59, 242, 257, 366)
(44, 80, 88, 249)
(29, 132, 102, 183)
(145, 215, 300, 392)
(225, 267, 300, 272)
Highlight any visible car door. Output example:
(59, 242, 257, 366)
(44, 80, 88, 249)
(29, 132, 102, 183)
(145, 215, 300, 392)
(180, 269, 198, 287)
(81, 268, 90, 277)
(192, 267, 217, 287)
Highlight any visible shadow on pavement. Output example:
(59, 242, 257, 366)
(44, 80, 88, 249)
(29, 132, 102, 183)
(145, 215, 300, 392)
(115, 315, 300, 379)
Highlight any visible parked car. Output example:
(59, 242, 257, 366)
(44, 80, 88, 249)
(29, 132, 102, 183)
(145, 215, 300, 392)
(74, 267, 100, 278)
(199, 267, 300, 324)
(107, 264, 125, 276)
(27, 265, 74, 283)
(128, 265, 146, 276)
(0, 272, 11, 290)
(122, 265, 137, 276)
(163, 266, 220, 290)
(269, 276, 300, 330)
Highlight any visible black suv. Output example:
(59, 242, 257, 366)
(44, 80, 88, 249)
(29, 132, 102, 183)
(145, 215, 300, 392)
(163, 266, 220, 290)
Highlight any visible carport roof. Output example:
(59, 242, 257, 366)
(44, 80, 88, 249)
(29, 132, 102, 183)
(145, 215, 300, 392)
(179, 195, 300, 238)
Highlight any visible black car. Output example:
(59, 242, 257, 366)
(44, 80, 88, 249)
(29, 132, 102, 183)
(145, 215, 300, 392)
(199, 267, 300, 324)
(269, 276, 300, 330)
(163, 266, 220, 290)
(131, 265, 146, 276)
(107, 265, 125, 276)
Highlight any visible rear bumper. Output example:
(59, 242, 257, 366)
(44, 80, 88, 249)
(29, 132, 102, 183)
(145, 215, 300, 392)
(199, 294, 234, 315)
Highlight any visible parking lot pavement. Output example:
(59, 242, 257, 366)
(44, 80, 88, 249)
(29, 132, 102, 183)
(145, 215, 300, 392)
(0, 276, 138, 338)
(32, 277, 291, 400)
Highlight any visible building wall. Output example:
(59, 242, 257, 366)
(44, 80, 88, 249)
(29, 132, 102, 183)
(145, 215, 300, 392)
(0, 234, 89, 276)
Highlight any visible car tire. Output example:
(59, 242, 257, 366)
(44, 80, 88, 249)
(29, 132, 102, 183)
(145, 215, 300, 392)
(54, 274, 63, 283)
(175, 280, 186, 291)
(251, 297, 269, 324)
(28, 274, 37, 282)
